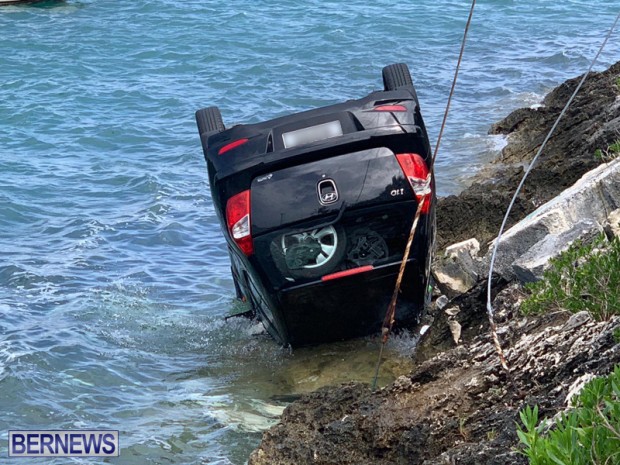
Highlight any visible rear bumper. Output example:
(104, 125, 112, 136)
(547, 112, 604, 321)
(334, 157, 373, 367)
(276, 260, 428, 346)
(243, 201, 435, 346)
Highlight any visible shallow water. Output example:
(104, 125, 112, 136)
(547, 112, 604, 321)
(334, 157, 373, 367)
(1, 0, 619, 463)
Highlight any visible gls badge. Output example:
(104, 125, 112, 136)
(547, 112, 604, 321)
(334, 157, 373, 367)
(317, 179, 339, 205)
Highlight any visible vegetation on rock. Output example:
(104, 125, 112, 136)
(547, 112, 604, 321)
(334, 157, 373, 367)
(519, 230, 620, 464)
(594, 139, 620, 162)
(518, 366, 620, 465)
(520, 234, 620, 321)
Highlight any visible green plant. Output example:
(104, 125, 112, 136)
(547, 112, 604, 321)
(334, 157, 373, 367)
(459, 416, 470, 441)
(594, 139, 620, 162)
(517, 366, 620, 465)
(615, 77, 620, 88)
(614, 327, 620, 344)
(521, 234, 620, 321)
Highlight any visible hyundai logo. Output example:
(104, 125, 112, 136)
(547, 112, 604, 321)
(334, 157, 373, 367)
(317, 179, 339, 205)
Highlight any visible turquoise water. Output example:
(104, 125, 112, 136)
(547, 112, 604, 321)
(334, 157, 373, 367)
(1, 1, 619, 463)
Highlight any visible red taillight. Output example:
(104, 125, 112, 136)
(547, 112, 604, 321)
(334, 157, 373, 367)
(373, 104, 407, 112)
(226, 190, 253, 255)
(218, 138, 249, 156)
(395, 153, 432, 214)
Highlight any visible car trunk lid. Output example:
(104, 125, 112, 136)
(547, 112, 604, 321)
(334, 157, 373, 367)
(250, 147, 413, 237)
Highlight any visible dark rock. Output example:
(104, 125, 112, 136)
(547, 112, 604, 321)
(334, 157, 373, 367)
(413, 275, 509, 364)
(437, 61, 620, 253)
(250, 283, 620, 465)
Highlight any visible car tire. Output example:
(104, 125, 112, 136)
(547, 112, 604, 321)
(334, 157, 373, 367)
(382, 63, 420, 107)
(195, 106, 225, 134)
(271, 225, 347, 280)
(382, 63, 414, 90)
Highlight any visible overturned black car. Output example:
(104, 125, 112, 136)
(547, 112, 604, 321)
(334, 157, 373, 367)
(196, 63, 435, 347)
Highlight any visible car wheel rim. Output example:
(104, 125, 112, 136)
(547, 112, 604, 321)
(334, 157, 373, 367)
(281, 226, 339, 269)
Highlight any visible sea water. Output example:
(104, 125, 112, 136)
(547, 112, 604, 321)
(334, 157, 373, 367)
(1, 0, 619, 463)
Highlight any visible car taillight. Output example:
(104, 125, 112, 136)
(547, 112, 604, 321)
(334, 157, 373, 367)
(218, 138, 249, 155)
(226, 190, 253, 255)
(373, 104, 407, 112)
(395, 153, 432, 214)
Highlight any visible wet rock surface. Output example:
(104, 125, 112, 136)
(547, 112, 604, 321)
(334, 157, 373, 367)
(249, 62, 620, 464)
(250, 284, 620, 465)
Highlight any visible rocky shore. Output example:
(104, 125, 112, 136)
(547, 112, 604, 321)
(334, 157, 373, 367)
(437, 60, 620, 252)
(249, 61, 620, 465)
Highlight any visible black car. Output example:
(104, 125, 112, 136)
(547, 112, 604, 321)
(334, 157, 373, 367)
(196, 63, 435, 347)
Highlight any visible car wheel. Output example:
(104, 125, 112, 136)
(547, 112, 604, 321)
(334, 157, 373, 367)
(382, 63, 420, 107)
(382, 63, 413, 90)
(346, 227, 389, 266)
(195, 106, 225, 134)
(271, 225, 347, 279)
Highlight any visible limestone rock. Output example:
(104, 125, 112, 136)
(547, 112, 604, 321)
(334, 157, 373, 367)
(447, 320, 461, 345)
(486, 157, 620, 282)
(249, 286, 620, 465)
(433, 238, 482, 296)
(604, 208, 620, 239)
(512, 220, 602, 282)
